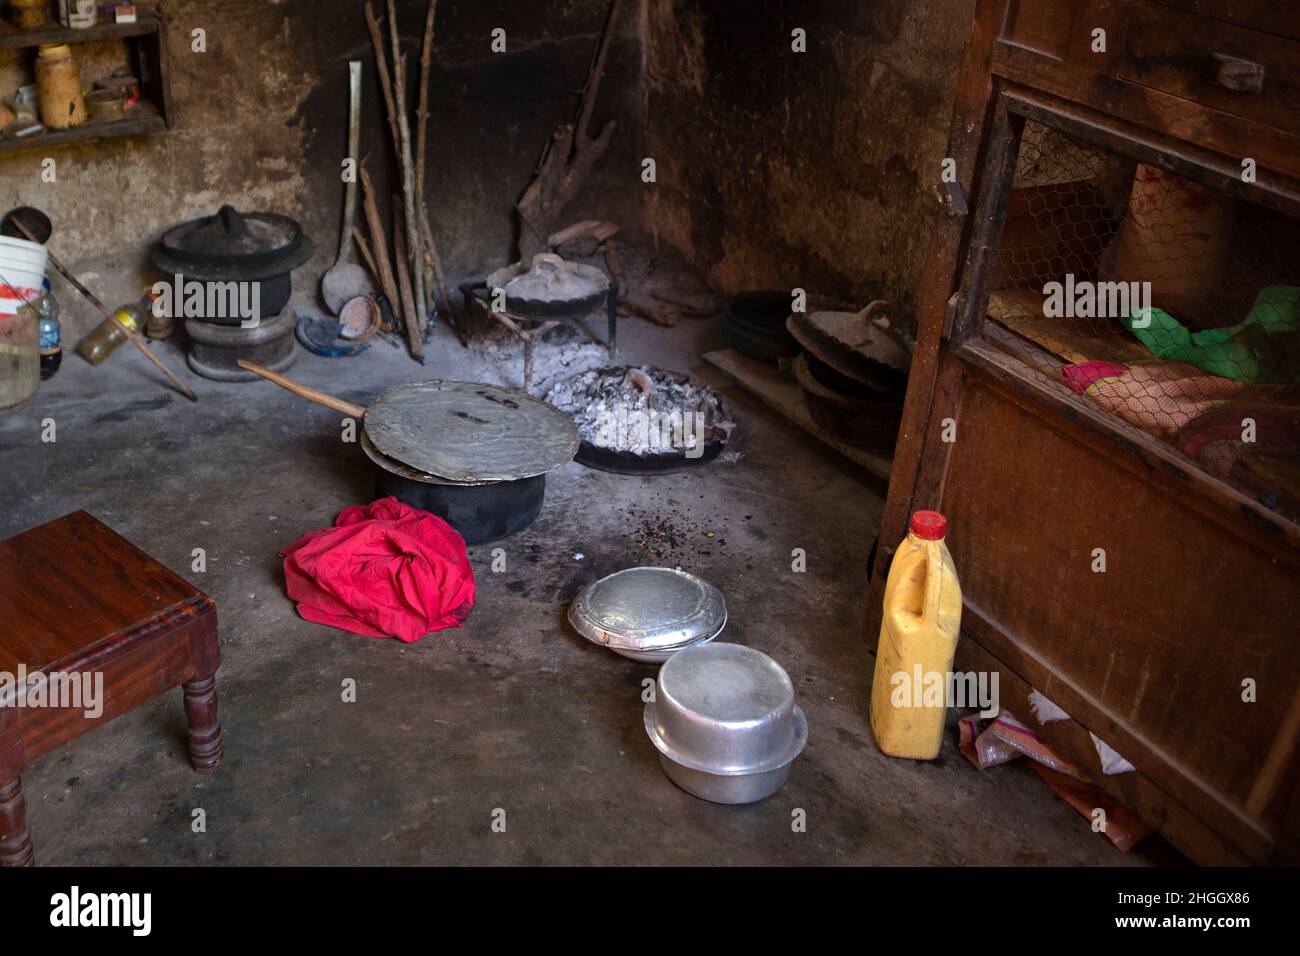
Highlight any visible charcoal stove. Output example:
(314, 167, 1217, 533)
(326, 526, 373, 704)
(463, 253, 618, 391)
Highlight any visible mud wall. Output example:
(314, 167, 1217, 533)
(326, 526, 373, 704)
(1, 0, 972, 334)
(640, 0, 975, 329)
(0, 0, 642, 329)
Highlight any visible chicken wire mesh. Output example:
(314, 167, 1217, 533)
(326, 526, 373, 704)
(984, 120, 1300, 522)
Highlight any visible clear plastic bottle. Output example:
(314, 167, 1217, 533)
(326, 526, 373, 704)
(38, 279, 61, 380)
(76, 293, 155, 365)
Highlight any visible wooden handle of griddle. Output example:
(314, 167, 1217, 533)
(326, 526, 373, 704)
(236, 360, 368, 418)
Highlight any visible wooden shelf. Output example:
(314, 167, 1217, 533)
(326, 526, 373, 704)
(0, 111, 165, 155)
(0, 11, 172, 154)
(0, 13, 160, 50)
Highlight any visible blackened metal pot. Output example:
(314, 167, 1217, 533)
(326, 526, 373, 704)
(372, 468, 546, 545)
(360, 431, 546, 545)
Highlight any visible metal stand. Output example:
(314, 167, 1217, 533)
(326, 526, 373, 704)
(465, 284, 618, 392)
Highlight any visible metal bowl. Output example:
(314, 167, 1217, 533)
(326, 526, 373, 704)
(643, 643, 806, 804)
(569, 567, 726, 661)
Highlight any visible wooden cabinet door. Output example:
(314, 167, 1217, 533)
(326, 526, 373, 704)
(873, 2, 1300, 864)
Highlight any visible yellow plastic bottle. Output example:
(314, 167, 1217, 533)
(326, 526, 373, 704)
(870, 510, 963, 760)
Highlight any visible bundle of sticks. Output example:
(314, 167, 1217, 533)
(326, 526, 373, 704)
(362, 0, 454, 360)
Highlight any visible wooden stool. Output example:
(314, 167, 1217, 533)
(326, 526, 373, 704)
(0, 511, 222, 866)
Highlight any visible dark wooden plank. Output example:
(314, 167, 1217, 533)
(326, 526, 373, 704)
(1121, 2, 1300, 136)
(0, 13, 159, 50)
(870, 0, 1007, 605)
(1151, 0, 1300, 41)
(993, 38, 1300, 183)
(955, 637, 1255, 864)
(952, 97, 1023, 344)
(0, 113, 165, 156)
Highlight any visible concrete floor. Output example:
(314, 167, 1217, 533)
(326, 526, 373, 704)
(0, 303, 1171, 866)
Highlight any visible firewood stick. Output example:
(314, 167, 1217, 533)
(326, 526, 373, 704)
(419, 210, 452, 319)
(576, 0, 621, 147)
(415, 0, 436, 257)
(618, 297, 677, 327)
(352, 226, 378, 281)
(359, 165, 404, 344)
(548, 219, 619, 248)
(351, 228, 391, 333)
(367, 3, 426, 337)
(515, 0, 620, 257)
(387, 7, 428, 339)
(364, 3, 401, 158)
(393, 202, 422, 360)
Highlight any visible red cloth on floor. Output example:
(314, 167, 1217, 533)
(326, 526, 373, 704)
(281, 497, 475, 642)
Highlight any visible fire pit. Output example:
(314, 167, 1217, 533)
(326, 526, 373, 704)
(546, 365, 735, 474)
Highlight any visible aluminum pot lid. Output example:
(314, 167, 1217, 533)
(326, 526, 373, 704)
(568, 567, 726, 651)
(152, 204, 314, 280)
(364, 380, 580, 483)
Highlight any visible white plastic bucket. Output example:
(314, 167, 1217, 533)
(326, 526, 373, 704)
(0, 236, 48, 319)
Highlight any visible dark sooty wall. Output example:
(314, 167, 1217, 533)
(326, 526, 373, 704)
(641, 0, 975, 328)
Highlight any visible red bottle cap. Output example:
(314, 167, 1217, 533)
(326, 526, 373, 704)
(910, 510, 948, 540)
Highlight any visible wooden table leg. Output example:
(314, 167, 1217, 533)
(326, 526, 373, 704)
(184, 608, 224, 773)
(0, 777, 33, 867)
(183, 674, 223, 773)
(0, 706, 31, 866)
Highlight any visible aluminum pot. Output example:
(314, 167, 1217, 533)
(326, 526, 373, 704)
(644, 643, 807, 804)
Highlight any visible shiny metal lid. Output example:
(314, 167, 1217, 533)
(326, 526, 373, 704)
(568, 567, 727, 653)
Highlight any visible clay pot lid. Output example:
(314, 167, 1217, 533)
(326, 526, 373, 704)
(152, 205, 314, 281)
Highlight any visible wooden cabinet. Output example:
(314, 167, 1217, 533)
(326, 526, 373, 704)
(872, 0, 1300, 864)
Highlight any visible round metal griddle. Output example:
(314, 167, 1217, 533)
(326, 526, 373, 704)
(363, 380, 579, 483)
(359, 431, 492, 486)
(238, 361, 577, 543)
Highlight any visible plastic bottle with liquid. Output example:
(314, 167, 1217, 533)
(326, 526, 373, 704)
(870, 510, 963, 760)
(38, 279, 61, 379)
(76, 293, 156, 365)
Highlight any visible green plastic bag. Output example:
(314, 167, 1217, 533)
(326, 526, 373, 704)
(1120, 285, 1300, 383)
